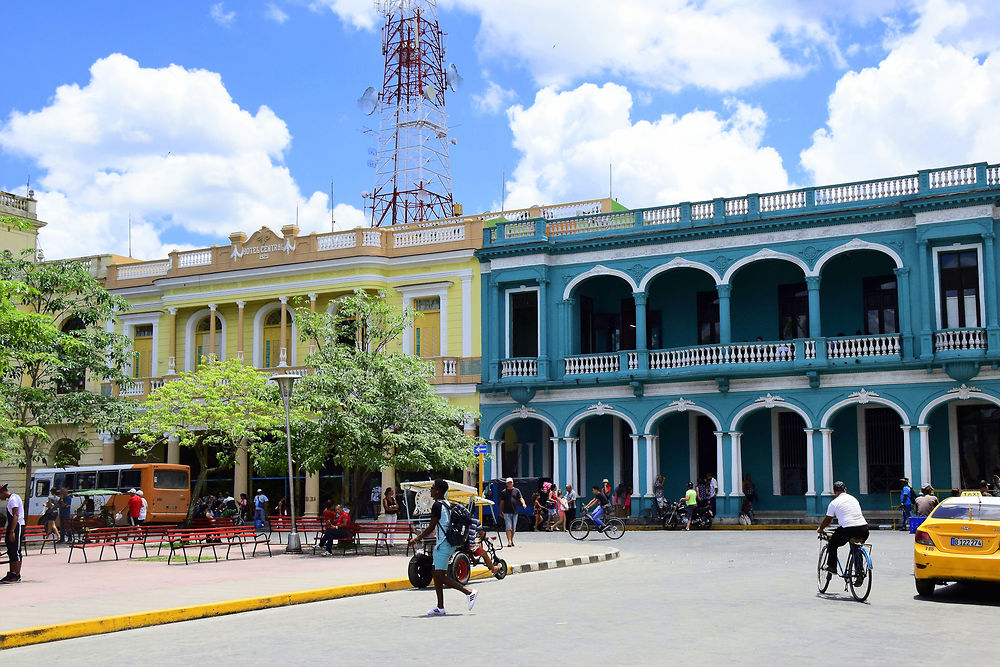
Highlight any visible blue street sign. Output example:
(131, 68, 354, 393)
(473, 444, 488, 455)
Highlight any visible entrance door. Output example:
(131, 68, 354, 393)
(195, 316, 221, 369)
(778, 412, 807, 495)
(263, 310, 289, 368)
(133, 324, 153, 378)
(865, 407, 903, 493)
(414, 297, 441, 358)
(696, 416, 717, 481)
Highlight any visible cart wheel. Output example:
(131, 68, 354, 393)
(493, 558, 508, 580)
(449, 551, 472, 585)
(408, 553, 433, 588)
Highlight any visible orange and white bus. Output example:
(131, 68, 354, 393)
(27, 464, 190, 524)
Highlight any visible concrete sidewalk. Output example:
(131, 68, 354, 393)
(0, 532, 618, 632)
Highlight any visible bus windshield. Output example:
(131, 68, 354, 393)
(153, 470, 188, 489)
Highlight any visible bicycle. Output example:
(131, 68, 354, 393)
(817, 530, 873, 602)
(568, 509, 625, 541)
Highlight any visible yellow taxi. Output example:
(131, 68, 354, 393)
(913, 495, 1000, 596)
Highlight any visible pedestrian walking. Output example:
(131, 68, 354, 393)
(127, 488, 143, 526)
(137, 490, 148, 525)
(407, 479, 478, 616)
(552, 489, 567, 531)
(381, 487, 399, 545)
(564, 484, 577, 526)
(58, 487, 73, 542)
(899, 478, 913, 530)
(43, 501, 60, 541)
(1, 483, 25, 583)
(253, 489, 269, 531)
(708, 473, 719, 517)
(370, 484, 382, 520)
(682, 482, 697, 531)
(499, 478, 525, 547)
(653, 475, 666, 513)
(532, 492, 546, 531)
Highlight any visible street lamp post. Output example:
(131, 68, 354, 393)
(271, 373, 301, 553)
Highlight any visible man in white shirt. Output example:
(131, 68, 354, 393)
(817, 481, 869, 574)
(137, 490, 148, 524)
(0, 483, 25, 583)
(708, 473, 719, 517)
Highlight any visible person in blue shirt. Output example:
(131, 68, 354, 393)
(253, 489, 269, 531)
(899, 478, 912, 530)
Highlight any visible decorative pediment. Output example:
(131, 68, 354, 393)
(587, 401, 613, 415)
(947, 384, 980, 400)
(511, 404, 536, 419)
(231, 226, 295, 260)
(669, 397, 696, 412)
(754, 393, 783, 408)
(848, 388, 880, 404)
(245, 226, 281, 246)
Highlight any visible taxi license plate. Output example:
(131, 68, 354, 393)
(951, 537, 983, 547)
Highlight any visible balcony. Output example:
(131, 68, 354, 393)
(934, 328, 987, 352)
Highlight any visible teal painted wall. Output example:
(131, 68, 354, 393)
(820, 251, 896, 337)
(731, 260, 805, 342)
(927, 406, 952, 489)
(741, 410, 806, 511)
(646, 268, 715, 349)
(574, 276, 632, 353)
(583, 416, 614, 493)
(830, 407, 860, 492)
(656, 413, 691, 498)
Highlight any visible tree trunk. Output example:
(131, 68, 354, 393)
(184, 445, 211, 527)
(351, 468, 366, 518)
(21, 440, 34, 501)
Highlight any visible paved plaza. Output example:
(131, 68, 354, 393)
(4, 530, 996, 663)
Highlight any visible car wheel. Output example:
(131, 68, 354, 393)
(914, 578, 935, 597)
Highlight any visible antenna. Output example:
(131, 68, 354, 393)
(128, 212, 132, 258)
(330, 178, 336, 232)
(25, 175, 30, 198)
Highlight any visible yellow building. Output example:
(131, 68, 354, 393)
(1, 189, 43, 256)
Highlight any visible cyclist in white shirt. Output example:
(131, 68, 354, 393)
(817, 481, 869, 574)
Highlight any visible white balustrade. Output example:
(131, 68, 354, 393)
(442, 358, 458, 376)
(547, 212, 634, 237)
(177, 249, 213, 268)
(804, 340, 817, 360)
(759, 190, 806, 212)
(503, 221, 536, 238)
(317, 232, 357, 251)
(393, 225, 465, 247)
(643, 206, 681, 225)
(564, 354, 620, 375)
(827, 334, 901, 358)
(149, 379, 166, 391)
(0, 192, 29, 211)
(627, 352, 638, 370)
(690, 202, 714, 220)
(119, 381, 145, 397)
(540, 202, 603, 219)
(724, 197, 748, 216)
(934, 328, 987, 351)
(501, 358, 538, 377)
(649, 342, 795, 369)
(116, 260, 171, 281)
(929, 166, 977, 189)
(361, 230, 382, 247)
(815, 176, 918, 205)
(988, 166, 1000, 186)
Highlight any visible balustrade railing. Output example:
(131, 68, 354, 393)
(649, 341, 795, 369)
(724, 197, 748, 216)
(815, 175, 918, 205)
(565, 353, 620, 374)
(317, 231, 357, 251)
(928, 166, 977, 188)
(177, 249, 213, 267)
(547, 211, 634, 237)
(827, 334, 900, 358)
(690, 202, 714, 220)
(934, 328, 987, 351)
(361, 230, 382, 247)
(501, 358, 538, 377)
(643, 205, 681, 225)
(759, 190, 806, 212)
(116, 260, 171, 281)
(393, 224, 465, 247)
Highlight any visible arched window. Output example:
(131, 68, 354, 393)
(194, 315, 223, 368)
(263, 309, 292, 368)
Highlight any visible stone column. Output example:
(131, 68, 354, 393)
(208, 303, 218, 362)
(166, 307, 177, 375)
(805, 429, 817, 496)
(304, 473, 321, 516)
(167, 434, 180, 465)
(527, 443, 535, 478)
(714, 430, 725, 504)
(100, 432, 115, 465)
(893, 268, 913, 358)
(918, 425, 931, 489)
(308, 293, 318, 357)
(913, 424, 931, 489)
(717, 284, 732, 344)
(983, 233, 1000, 352)
(820, 428, 834, 495)
(630, 434, 641, 500)
(489, 440, 502, 480)
(236, 301, 246, 362)
(729, 432, 743, 497)
(278, 296, 288, 366)
(234, 440, 249, 500)
(564, 437, 579, 490)
(516, 443, 524, 477)
(550, 436, 562, 489)
(644, 434, 656, 498)
(633, 292, 647, 351)
(806, 276, 821, 338)
(537, 277, 549, 379)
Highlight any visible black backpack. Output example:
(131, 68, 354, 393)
(444, 501, 472, 547)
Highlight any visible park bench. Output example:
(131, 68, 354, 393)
(23, 525, 59, 555)
(191, 517, 238, 529)
(166, 526, 272, 565)
(311, 521, 415, 556)
(267, 515, 325, 542)
(68, 526, 148, 563)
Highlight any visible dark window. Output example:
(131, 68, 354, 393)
(696, 416, 717, 480)
(579, 296, 594, 354)
(53, 473, 76, 491)
(865, 408, 904, 494)
(647, 309, 662, 349)
(778, 283, 809, 340)
(620, 297, 636, 350)
(697, 291, 720, 345)
(34, 480, 50, 498)
(510, 291, 539, 358)
(956, 405, 1000, 490)
(939, 250, 980, 328)
(778, 412, 807, 495)
(154, 469, 189, 489)
(863, 275, 898, 335)
(77, 471, 97, 490)
(97, 470, 119, 490)
(119, 469, 142, 491)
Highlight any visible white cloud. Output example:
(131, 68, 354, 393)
(472, 80, 516, 115)
(503, 83, 790, 211)
(801, 0, 1000, 183)
(0, 54, 363, 259)
(309, 0, 377, 30)
(209, 3, 236, 27)
(265, 3, 290, 24)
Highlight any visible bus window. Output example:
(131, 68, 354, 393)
(120, 469, 141, 491)
(53, 472, 76, 491)
(153, 469, 188, 489)
(97, 470, 119, 490)
(78, 471, 97, 490)
(34, 479, 51, 498)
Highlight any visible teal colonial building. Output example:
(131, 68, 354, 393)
(477, 162, 1000, 517)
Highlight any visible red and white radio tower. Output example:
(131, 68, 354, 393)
(359, 0, 461, 227)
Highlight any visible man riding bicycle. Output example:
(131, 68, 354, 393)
(817, 481, 869, 573)
(582, 484, 611, 530)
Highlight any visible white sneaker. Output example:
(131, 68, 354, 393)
(320, 551, 331, 557)
(467, 589, 479, 611)
(427, 606, 446, 616)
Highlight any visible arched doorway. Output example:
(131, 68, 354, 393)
(262, 309, 292, 368)
(645, 267, 720, 350)
(194, 315, 223, 368)
(500, 418, 555, 479)
(824, 403, 905, 508)
(734, 405, 812, 512)
(571, 275, 636, 354)
(923, 399, 1000, 491)
(650, 412, 719, 500)
(568, 414, 636, 514)
(730, 259, 808, 342)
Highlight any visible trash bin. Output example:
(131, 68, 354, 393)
(909, 516, 925, 533)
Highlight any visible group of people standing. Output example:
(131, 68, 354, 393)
(531, 481, 576, 532)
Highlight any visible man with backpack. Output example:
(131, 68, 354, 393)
(408, 479, 478, 616)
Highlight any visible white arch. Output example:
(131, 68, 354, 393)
(488, 412, 560, 441)
(564, 407, 638, 438)
(722, 248, 811, 285)
(812, 238, 904, 276)
(918, 390, 1000, 424)
(638, 257, 723, 291)
(729, 398, 813, 432)
(252, 301, 298, 369)
(644, 403, 722, 433)
(819, 395, 911, 428)
(184, 308, 227, 372)
(562, 265, 639, 300)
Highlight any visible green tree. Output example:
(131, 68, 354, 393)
(277, 289, 479, 510)
(0, 246, 133, 493)
(128, 358, 286, 524)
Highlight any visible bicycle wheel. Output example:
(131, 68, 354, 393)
(816, 545, 832, 593)
(568, 518, 590, 541)
(847, 549, 872, 602)
(493, 558, 508, 580)
(604, 518, 625, 540)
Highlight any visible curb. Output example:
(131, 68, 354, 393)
(0, 548, 619, 650)
(625, 524, 817, 531)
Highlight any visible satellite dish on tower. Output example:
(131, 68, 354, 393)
(423, 85, 438, 102)
(357, 86, 378, 115)
(447, 63, 463, 92)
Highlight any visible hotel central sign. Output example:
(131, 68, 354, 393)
(230, 227, 297, 262)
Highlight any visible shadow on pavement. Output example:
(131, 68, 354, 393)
(913, 582, 1000, 607)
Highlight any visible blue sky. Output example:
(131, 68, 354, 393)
(2, 0, 999, 259)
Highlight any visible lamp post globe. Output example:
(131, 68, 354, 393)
(271, 373, 301, 553)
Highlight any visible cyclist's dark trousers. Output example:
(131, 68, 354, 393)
(827, 525, 870, 570)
